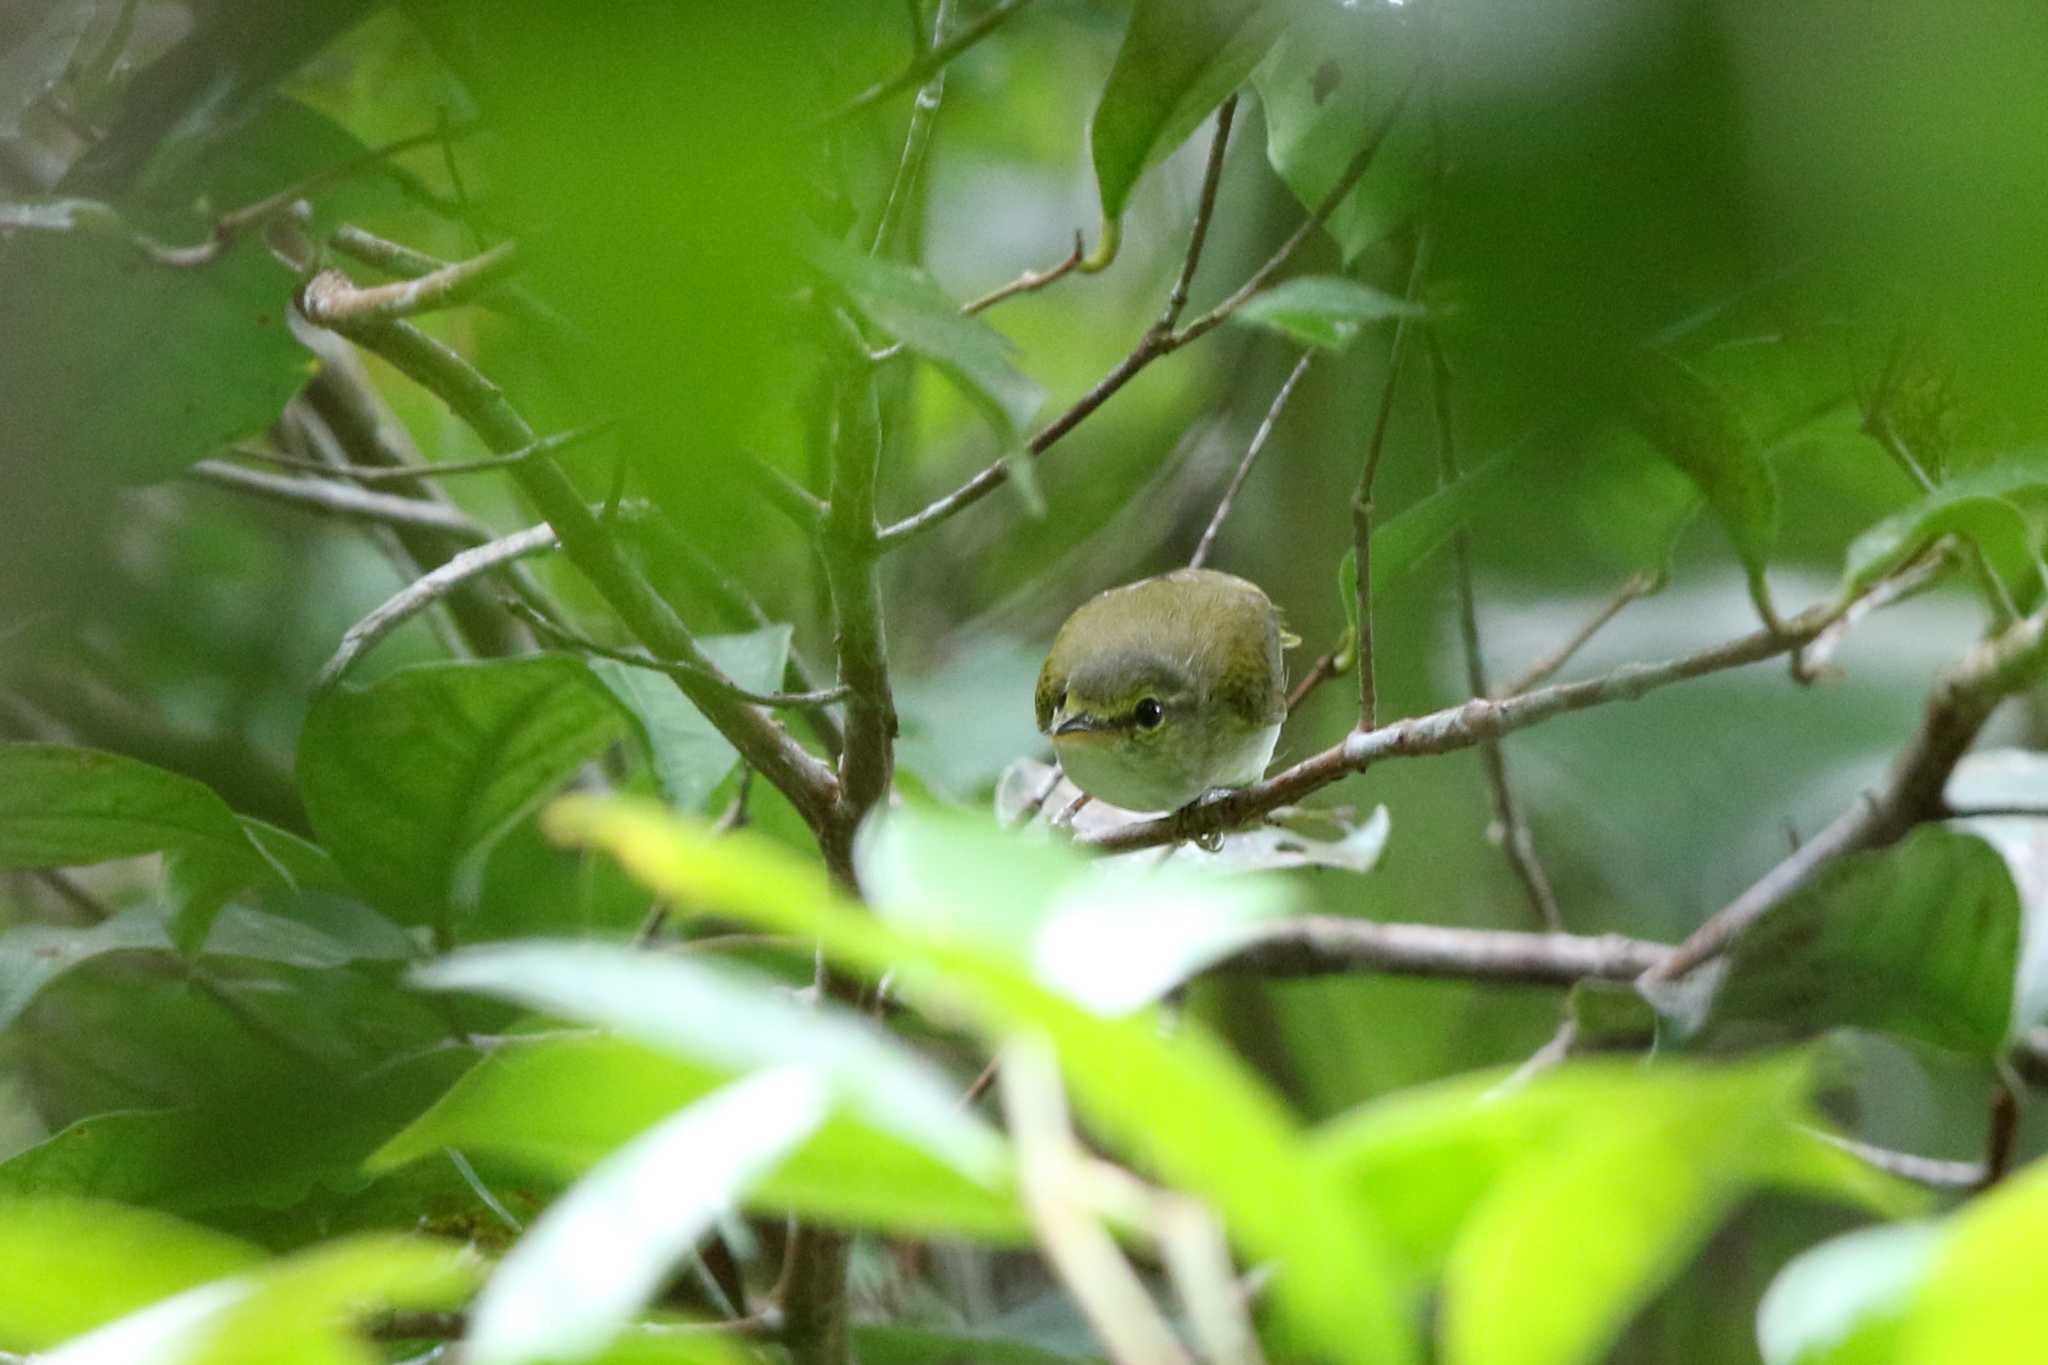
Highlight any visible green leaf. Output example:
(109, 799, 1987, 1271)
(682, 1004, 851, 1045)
(414, 941, 1007, 1184)
(1309, 1058, 1917, 1289)
(859, 803, 1296, 1013)
(1621, 350, 1780, 621)
(0, 742, 260, 874)
(1896, 1156, 2048, 1362)
(544, 797, 1417, 1365)
(1232, 275, 1423, 351)
(1250, 1, 1429, 262)
(298, 657, 631, 927)
(1090, 0, 1301, 227)
(371, 1033, 1029, 1241)
(1757, 1221, 1945, 1365)
(43, 1234, 480, 1365)
(855, 1324, 1104, 1365)
(0, 911, 171, 1031)
(465, 1068, 827, 1365)
(803, 235, 1044, 445)
(1839, 453, 2048, 598)
(0, 1197, 262, 1351)
(1438, 1057, 1876, 1365)
(1662, 824, 2022, 1057)
(590, 625, 792, 812)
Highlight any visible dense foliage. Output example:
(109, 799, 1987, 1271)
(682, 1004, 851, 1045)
(4, 2, 2048, 1362)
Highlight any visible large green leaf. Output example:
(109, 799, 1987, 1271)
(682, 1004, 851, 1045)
(0, 742, 261, 874)
(42, 1234, 480, 1365)
(543, 797, 1416, 1365)
(0, 1198, 262, 1351)
(1089, 0, 1300, 228)
(590, 625, 793, 813)
(414, 942, 1006, 1184)
(1250, 0, 1428, 262)
(1838, 450, 2048, 598)
(1662, 824, 2022, 1057)
(371, 1033, 1028, 1241)
(1438, 1057, 1894, 1365)
(465, 1068, 826, 1365)
(298, 657, 631, 928)
(804, 235, 1043, 445)
(1231, 274, 1422, 351)
(1757, 1221, 1945, 1365)
(1621, 349, 1780, 621)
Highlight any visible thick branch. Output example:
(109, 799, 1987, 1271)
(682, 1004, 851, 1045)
(301, 299, 838, 827)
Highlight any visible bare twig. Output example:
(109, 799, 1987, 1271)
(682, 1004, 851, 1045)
(298, 242, 521, 324)
(1285, 647, 1346, 714)
(1189, 348, 1313, 571)
(186, 460, 488, 541)
(1429, 335, 1562, 929)
(330, 223, 581, 339)
(514, 607, 850, 709)
(1080, 582, 1910, 855)
(816, 0, 1039, 127)
(1161, 94, 1239, 332)
(1646, 602, 2048, 983)
(1353, 238, 1429, 732)
(1210, 916, 1668, 986)
(316, 523, 560, 690)
(963, 232, 1087, 315)
(232, 421, 612, 485)
(1802, 1128, 1983, 1190)
(876, 79, 1415, 550)
(1495, 572, 1659, 698)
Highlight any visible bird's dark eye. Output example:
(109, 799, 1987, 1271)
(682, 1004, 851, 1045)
(1134, 697, 1164, 729)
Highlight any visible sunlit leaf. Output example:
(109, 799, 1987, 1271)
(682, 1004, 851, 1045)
(1757, 1220, 1945, 1365)
(1232, 275, 1423, 351)
(1089, 0, 1300, 228)
(299, 657, 630, 928)
(1896, 1156, 2048, 1362)
(591, 625, 793, 813)
(0, 1198, 261, 1351)
(466, 1068, 827, 1365)
(371, 1033, 1028, 1241)
(415, 941, 1006, 1183)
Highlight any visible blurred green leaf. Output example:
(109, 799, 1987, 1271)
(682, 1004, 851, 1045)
(545, 797, 1416, 1365)
(1839, 451, 2048, 599)
(1335, 445, 1525, 634)
(43, 1233, 480, 1365)
(1090, 0, 1298, 228)
(298, 657, 630, 928)
(0, 742, 262, 875)
(1251, 0, 1427, 262)
(1757, 1220, 1945, 1365)
(371, 1033, 1028, 1241)
(1439, 1057, 1878, 1365)
(591, 625, 792, 813)
(414, 941, 1007, 1184)
(1895, 1155, 2048, 1362)
(804, 235, 1044, 445)
(465, 1068, 825, 1365)
(1664, 824, 2021, 1057)
(1232, 275, 1423, 351)
(1622, 350, 1779, 620)
(855, 1324, 1103, 1365)
(0, 1197, 262, 1351)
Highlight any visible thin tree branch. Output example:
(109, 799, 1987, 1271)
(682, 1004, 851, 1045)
(1080, 586, 1901, 855)
(816, 0, 1039, 127)
(1802, 1128, 1983, 1190)
(186, 460, 488, 540)
(1160, 94, 1238, 333)
(1189, 348, 1313, 571)
(232, 421, 613, 485)
(1353, 238, 1428, 731)
(877, 79, 1415, 550)
(963, 231, 1087, 315)
(513, 607, 850, 709)
(1646, 601, 2048, 983)
(1210, 916, 1669, 986)
(299, 290, 839, 826)
(297, 240, 520, 324)
(330, 223, 581, 339)
(317, 523, 560, 690)
(1495, 572, 1659, 698)
(1285, 647, 1346, 714)
(1429, 335, 1562, 929)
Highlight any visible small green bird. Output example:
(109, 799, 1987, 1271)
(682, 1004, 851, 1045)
(1035, 568, 1288, 813)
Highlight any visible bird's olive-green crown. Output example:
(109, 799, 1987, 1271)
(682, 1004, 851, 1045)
(1035, 568, 1286, 736)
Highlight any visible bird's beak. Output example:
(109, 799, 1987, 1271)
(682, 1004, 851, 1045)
(1053, 713, 1100, 738)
